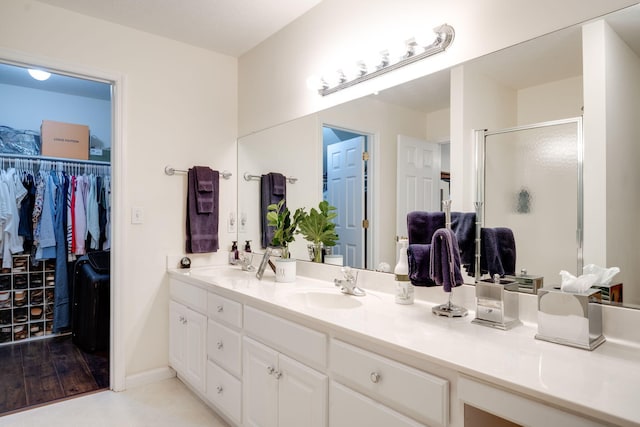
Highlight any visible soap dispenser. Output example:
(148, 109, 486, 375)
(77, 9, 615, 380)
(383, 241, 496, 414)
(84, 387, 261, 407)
(229, 241, 239, 265)
(394, 238, 414, 304)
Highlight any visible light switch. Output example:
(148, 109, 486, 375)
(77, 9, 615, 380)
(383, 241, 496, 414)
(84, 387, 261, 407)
(132, 207, 144, 224)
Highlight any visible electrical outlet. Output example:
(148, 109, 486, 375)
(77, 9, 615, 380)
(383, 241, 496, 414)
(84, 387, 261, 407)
(239, 212, 247, 233)
(228, 212, 237, 233)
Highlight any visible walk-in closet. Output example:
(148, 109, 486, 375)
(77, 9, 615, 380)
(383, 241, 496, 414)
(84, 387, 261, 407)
(0, 62, 112, 415)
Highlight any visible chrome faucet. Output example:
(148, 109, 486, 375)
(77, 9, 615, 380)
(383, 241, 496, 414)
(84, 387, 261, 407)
(334, 267, 366, 296)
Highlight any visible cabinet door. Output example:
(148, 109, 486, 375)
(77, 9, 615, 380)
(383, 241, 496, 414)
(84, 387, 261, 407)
(184, 306, 207, 393)
(329, 381, 424, 427)
(278, 353, 328, 427)
(169, 301, 186, 374)
(243, 337, 278, 427)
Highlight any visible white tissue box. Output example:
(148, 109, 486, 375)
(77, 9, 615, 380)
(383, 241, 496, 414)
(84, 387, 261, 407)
(535, 287, 605, 350)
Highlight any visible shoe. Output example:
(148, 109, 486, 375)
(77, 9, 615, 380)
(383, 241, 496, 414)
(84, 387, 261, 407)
(14, 314, 28, 323)
(31, 307, 43, 319)
(45, 305, 54, 320)
(14, 291, 26, 306)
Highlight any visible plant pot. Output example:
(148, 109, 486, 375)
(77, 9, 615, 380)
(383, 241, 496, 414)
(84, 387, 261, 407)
(307, 243, 323, 262)
(275, 258, 296, 283)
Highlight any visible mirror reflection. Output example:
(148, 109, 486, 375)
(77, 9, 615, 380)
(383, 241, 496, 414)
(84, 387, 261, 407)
(237, 4, 640, 306)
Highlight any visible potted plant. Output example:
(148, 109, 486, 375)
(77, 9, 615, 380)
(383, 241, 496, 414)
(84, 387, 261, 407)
(266, 199, 304, 259)
(298, 200, 339, 262)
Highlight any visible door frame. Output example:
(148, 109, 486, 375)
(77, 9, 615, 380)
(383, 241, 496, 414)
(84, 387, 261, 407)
(0, 49, 125, 391)
(321, 124, 377, 270)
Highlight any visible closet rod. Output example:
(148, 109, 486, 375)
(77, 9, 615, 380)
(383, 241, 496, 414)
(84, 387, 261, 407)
(164, 165, 232, 180)
(0, 153, 110, 166)
(243, 172, 298, 184)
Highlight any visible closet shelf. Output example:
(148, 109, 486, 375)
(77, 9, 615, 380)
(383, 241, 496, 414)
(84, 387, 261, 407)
(0, 153, 110, 166)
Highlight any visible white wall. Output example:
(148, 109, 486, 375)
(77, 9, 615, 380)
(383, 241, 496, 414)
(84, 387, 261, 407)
(603, 21, 640, 305)
(0, 0, 237, 381)
(239, 0, 639, 136)
(0, 83, 112, 147)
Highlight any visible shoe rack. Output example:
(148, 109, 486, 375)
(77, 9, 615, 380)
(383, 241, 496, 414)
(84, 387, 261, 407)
(0, 255, 56, 344)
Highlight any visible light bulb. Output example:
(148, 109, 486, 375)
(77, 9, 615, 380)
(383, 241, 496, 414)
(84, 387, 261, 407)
(28, 69, 51, 81)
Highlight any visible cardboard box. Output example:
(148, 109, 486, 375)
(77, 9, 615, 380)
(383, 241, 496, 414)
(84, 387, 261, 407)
(89, 147, 111, 162)
(41, 120, 89, 160)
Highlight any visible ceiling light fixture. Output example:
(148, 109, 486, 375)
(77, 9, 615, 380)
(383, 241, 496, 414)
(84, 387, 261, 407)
(28, 69, 51, 81)
(310, 23, 454, 96)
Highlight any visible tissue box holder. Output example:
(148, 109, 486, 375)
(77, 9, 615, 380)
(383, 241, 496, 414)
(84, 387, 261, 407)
(535, 287, 605, 350)
(472, 280, 521, 330)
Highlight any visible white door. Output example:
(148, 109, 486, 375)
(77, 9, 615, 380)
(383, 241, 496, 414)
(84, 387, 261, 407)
(169, 301, 186, 374)
(184, 308, 207, 393)
(396, 135, 441, 239)
(278, 354, 328, 427)
(243, 337, 279, 427)
(326, 136, 365, 268)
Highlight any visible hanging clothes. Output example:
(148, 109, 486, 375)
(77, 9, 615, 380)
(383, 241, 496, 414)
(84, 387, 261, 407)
(50, 171, 70, 332)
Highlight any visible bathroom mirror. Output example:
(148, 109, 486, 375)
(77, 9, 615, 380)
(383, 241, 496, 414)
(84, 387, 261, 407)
(237, 4, 640, 306)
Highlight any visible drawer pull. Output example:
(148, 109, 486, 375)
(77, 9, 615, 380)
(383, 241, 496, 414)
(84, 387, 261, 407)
(217, 305, 224, 313)
(370, 372, 381, 383)
(216, 341, 224, 350)
(216, 385, 223, 394)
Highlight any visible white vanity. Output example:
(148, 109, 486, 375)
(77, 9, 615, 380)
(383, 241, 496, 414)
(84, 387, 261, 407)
(167, 264, 640, 427)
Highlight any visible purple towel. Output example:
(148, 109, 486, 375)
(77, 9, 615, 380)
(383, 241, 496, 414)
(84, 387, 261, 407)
(407, 244, 436, 286)
(429, 228, 464, 292)
(451, 212, 476, 271)
(186, 168, 219, 253)
(407, 211, 445, 244)
(194, 165, 214, 192)
(193, 166, 218, 214)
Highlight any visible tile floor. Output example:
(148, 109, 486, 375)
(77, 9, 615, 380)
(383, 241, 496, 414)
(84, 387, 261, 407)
(0, 377, 230, 427)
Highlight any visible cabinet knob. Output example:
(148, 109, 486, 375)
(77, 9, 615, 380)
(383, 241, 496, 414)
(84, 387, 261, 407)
(369, 372, 381, 383)
(267, 366, 275, 375)
(273, 370, 282, 379)
(216, 341, 224, 350)
(216, 385, 223, 394)
(217, 305, 224, 313)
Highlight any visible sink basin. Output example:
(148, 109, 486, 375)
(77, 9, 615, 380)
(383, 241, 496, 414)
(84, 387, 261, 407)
(287, 290, 363, 310)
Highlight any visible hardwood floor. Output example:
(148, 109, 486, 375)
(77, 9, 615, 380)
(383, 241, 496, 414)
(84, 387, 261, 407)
(0, 334, 108, 416)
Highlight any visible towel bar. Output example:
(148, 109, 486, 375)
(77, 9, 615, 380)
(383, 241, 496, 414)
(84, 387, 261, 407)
(164, 165, 232, 179)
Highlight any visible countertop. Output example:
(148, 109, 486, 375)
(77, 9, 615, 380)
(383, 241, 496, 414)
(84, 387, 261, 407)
(168, 264, 640, 427)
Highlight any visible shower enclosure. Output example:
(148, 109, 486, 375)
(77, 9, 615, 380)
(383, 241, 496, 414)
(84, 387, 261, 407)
(476, 117, 583, 284)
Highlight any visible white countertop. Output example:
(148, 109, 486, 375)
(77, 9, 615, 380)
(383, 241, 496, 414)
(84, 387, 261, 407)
(168, 264, 640, 427)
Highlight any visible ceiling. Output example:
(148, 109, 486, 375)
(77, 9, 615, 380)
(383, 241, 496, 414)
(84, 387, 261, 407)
(35, 0, 322, 57)
(1, 2, 638, 108)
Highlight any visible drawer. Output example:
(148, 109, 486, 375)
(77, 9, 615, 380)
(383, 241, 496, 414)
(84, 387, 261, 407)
(208, 292, 242, 328)
(330, 339, 448, 427)
(207, 319, 242, 377)
(330, 381, 424, 427)
(169, 278, 207, 314)
(207, 359, 242, 425)
(244, 305, 327, 369)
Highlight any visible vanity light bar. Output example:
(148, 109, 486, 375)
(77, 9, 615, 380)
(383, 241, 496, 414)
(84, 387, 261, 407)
(317, 24, 455, 96)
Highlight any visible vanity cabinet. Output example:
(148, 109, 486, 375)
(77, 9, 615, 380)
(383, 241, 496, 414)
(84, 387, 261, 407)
(243, 306, 328, 427)
(458, 377, 606, 427)
(169, 300, 207, 393)
(330, 339, 449, 427)
(206, 292, 243, 424)
(330, 381, 425, 427)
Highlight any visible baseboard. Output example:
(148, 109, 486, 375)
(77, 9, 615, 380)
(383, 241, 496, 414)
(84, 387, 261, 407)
(124, 366, 176, 389)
